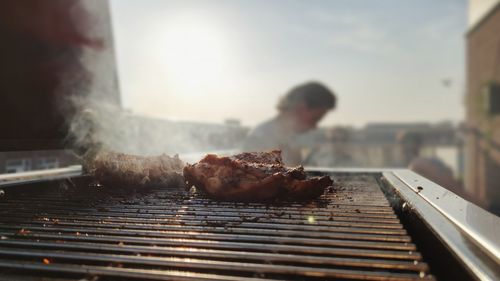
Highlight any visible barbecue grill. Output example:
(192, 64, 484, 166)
(0, 167, 498, 281)
(0, 2, 499, 279)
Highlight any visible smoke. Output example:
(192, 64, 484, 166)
(63, 0, 247, 163)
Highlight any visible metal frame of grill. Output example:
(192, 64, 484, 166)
(0, 167, 498, 281)
(381, 169, 500, 280)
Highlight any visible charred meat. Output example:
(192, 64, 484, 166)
(89, 151, 185, 188)
(183, 150, 332, 202)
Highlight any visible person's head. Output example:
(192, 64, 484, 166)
(277, 81, 336, 133)
(396, 131, 423, 163)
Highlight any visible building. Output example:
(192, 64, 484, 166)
(465, 0, 500, 212)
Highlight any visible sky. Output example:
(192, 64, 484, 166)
(109, 0, 467, 128)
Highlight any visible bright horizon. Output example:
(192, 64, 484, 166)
(110, 0, 466, 128)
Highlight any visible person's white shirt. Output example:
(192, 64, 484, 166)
(242, 117, 302, 165)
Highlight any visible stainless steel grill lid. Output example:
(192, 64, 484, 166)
(0, 174, 434, 280)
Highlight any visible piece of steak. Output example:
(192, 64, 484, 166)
(89, 151, 185, 188)
(183, 150, 332, 202)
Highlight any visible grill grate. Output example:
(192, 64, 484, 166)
(0, 174, 434, 280)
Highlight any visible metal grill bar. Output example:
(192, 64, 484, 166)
(0, 218, 410, 241)
(0, 240, 428, 271)
(1, 215, 409, 236)
(0, 202, 396, 215)
(0, 224, 415, 251)
(0, 232, 421, 260)
(0, 249, 433, 281)
(0, 216, 411, 242)
(0, 260, 274, 281)
(0, 212, 405, 229)
(0, 205, 400, 222)
(0, 259, 435, 281)
(0, 174, 434, 280)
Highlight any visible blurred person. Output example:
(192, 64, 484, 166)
(242, 81, 336, 165)
(397, 131, 462, 191)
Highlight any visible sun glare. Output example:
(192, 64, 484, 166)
(154, 15, 234, 97)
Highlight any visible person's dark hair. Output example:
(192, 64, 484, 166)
(277, 81, 336, 111)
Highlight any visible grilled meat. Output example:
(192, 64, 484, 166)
(183, 150, 332, 202)
(89, 151, 185, 188)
